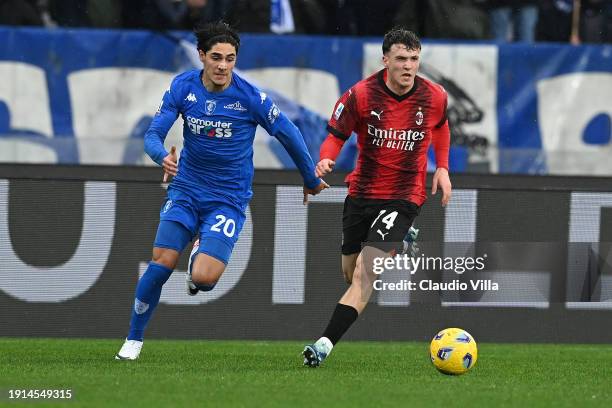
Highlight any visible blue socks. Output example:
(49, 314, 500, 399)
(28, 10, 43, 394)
(127, 262, 173, 341)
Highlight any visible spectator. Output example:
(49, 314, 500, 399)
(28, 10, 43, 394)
(226, 0, 270, 33)
(0, 0, 43, 26)
(537, 0, 574, 42)
(154, 0, 231, 30)
(88, 0, 122, 28)
(122, 0, 163, 30)
(326, 0, 401, 36)
(48, 0, 90, 27)
(395, 0, 489, 40)
(291, 0, 327, 34)
(392, 0, 426, 36)
(485, 0, 539, 42)
(580, 0, 612, 43)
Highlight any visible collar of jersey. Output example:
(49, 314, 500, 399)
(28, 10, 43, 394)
(199, 69, 235, 95)
(377, 69, 419, 102)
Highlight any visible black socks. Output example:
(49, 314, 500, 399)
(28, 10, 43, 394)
(321, 303, 359, 345)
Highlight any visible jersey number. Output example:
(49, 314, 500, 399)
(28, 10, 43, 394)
(371, 210, 398, 230)
(211, 215, 236, 237)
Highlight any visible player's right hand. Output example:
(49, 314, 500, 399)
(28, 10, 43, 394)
(162, 145, 177, 182)
(303, 179, 330, 205)
(315, 159, 335, 178)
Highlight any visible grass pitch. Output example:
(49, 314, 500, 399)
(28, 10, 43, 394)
(0, 339, 610, 407)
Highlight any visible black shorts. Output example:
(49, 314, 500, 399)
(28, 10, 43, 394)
(341, 195, 420, 255)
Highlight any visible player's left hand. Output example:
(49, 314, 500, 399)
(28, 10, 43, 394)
(432, 167, 451, 207)
(303, 180, 330, 205)
(315, 159, 335, 178)
(162, 146, 177, 183)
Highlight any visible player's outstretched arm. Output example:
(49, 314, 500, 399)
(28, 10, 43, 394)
(316, 134, 345, 177)
(431, 118, 451, 207)
(271, 114, 326, 189)
(315, 159, 335, 178)
(253, 94, 327, 202)
(432, 167, 451, 207)
(303, 180, 330, 205)
(162, 146, 177, 182)
(144, 78, 181, 175)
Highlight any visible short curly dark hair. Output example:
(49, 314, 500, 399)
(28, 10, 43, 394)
(194, 21, 240, 54)
(382, 27, 421, 54)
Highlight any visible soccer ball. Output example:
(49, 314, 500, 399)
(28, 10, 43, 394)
(430, 328, 477, 375)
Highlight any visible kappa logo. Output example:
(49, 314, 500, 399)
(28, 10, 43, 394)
(185, 93, 197, 103)
(205, 99, 216, 115)
(416, 107, 424, 125)
(224, 101, 247, 112)
(370, 109, 383, 120)
(259, 92, 267, 104)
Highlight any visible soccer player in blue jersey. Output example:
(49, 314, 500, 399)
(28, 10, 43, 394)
(116, 22, 328, 360)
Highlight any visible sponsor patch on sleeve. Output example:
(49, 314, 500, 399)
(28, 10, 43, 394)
(333, 102, 345, 120)
(268, 104, 280, 124)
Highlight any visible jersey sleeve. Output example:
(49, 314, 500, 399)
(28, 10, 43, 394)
(432, 90, 450, 170)
(319, 133, 345, 161)
(326, 87, 359, 141)
(434, 86, 448, 128)
(144, 78, 182, 165)
(250, 90, 320, 189)
(249, 90, 283, 135)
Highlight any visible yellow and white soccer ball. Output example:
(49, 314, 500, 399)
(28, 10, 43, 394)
(430, 328, 478, 375)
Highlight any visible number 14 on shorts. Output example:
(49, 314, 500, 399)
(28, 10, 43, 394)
(371, 210, 398, 240)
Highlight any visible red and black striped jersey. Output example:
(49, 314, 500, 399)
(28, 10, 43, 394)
(327, 69, 449, 206)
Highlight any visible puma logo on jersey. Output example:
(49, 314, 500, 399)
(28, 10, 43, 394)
(370, 110, 383, 120)
(377, 229, 389, 240)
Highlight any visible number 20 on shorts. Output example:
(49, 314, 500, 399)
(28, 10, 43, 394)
(210, 215, 236, 237)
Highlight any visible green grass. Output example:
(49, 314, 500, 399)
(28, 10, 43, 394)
(0, 339, 611, 407)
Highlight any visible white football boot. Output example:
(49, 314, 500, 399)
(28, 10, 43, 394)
(186, 239, 200, 296)
(115, 339, 143, 360)
(303, 337, 333, 367)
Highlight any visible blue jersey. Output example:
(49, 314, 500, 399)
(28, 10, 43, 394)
(145, 69, 319, 209)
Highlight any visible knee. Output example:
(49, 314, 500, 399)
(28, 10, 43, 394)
(192, 276, 218, 291)
(191, 267, 220, 289)
(350, 253, 376, 285)
(152, 248, 179, 270)
(350, 257, 365, 283)
(190, 253, 226, 290)
(195, 282, 217, 292)
(342, 263, 354, 283)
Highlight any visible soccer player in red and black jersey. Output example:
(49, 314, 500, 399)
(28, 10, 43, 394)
(303, 28, 451, 367)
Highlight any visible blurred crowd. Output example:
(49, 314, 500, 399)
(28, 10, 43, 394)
(0, 0, 610, 44)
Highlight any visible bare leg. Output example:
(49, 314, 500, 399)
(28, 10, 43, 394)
(341, 253, 359, 284)
(152, 247, 180, 270)
(339, 246, 387, 314)
(191, 253, 226, 288)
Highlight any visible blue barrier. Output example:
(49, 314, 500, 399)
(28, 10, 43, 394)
(0, 27, 610, 174)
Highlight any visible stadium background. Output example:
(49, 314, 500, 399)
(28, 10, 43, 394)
(2, 165, 612, 343)
(1, 16, 611, 344)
